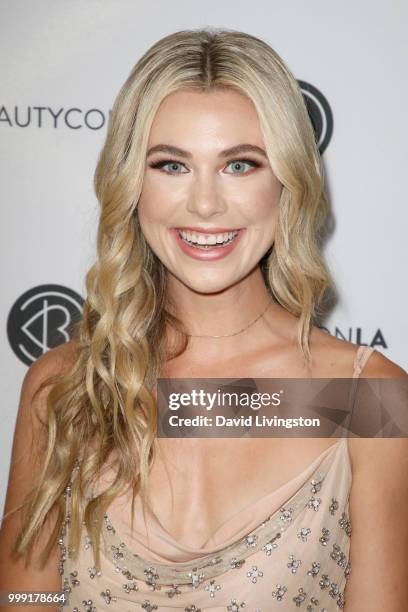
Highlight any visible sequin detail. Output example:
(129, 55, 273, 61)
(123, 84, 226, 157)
(63, 399, 373, 612)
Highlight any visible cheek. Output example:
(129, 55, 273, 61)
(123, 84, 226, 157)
(137, 174, 186, 227)
(137, 180, 160, 224)
(239, 179, 281, 227)
(258, 175, 282, 212)
(136, 200, 162, 253)
(136, 181, 177, 262)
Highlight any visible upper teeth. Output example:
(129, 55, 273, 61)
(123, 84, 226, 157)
(179, 230, 238, 245)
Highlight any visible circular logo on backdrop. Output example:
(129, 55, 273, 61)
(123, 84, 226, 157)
(298, 80, 334, 154)
(7, 284, 84, 366)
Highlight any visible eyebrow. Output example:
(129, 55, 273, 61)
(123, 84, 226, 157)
(146, 143, 268, 159)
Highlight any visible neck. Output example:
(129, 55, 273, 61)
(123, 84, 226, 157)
(165, 265, 276, 358)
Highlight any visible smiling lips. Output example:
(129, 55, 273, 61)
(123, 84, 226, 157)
(171, 227, 244, 261)
(179, 228, 239, 246)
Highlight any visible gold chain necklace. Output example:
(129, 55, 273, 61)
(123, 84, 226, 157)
(186, 297, 274, 338)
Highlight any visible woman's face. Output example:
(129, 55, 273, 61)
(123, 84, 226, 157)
(137, 88, 282, 294)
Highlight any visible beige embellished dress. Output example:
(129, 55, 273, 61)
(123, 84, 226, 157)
(58, 345, 376, 611)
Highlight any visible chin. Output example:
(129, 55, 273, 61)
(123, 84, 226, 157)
(178, 274, 239, 295)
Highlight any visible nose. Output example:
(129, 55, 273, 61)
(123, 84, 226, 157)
(186, 172, 227, 218)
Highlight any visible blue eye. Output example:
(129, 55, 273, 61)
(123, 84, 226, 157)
(225, 159, 259, 174)
(150, 160, 189, 174)
(149, 158, 260, 175)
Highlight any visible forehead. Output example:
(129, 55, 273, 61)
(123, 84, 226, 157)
(147, 88, 265, 148)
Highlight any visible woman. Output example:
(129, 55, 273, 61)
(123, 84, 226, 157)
(1, 28, 407, 611)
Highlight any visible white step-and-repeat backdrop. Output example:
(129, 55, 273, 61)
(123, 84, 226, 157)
(1, 0, 407, 510)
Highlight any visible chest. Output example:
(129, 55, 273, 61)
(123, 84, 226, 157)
(139, 437, 337, 547)
(146, 350, 344, 545)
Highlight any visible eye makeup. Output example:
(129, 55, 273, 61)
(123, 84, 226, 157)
(148, 157, 263, 174)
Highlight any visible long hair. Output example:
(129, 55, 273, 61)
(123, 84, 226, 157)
(6, 27, 333, 572)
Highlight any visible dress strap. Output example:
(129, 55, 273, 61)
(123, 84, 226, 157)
(344, 346, 377, 434)
(352, 345, 376, 378)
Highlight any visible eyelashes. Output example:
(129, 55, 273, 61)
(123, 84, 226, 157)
(148, 158, 262, 175)
(149, 160, 189, 174)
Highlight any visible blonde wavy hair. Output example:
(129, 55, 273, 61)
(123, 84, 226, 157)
(7, 27, 333, 572)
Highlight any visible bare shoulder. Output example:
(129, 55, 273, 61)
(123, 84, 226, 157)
(307, 326, 360, 375)
(309, 325, 408, 378)
(26, 340, 78, 383)
(22, 340, 78, 408)
(13, 340, 79, 460)
(356, 346, 407, 378)
(347, 347, 407, 468)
